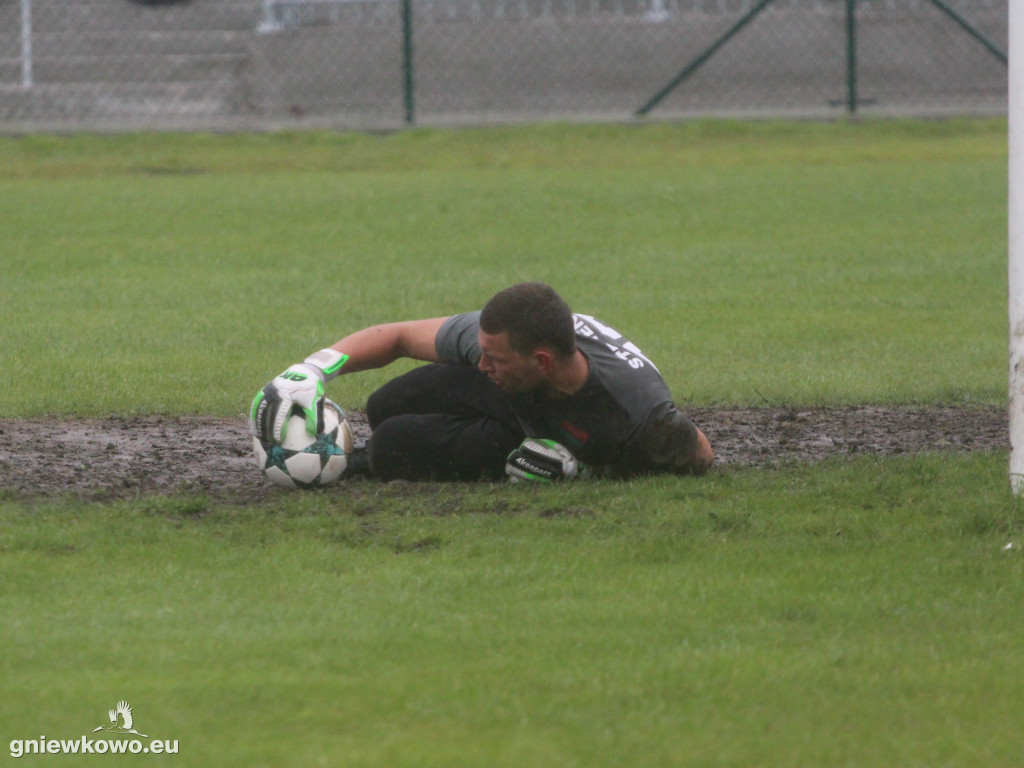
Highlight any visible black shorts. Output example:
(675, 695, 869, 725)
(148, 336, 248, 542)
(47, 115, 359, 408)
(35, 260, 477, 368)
(365, 363, 525, 481)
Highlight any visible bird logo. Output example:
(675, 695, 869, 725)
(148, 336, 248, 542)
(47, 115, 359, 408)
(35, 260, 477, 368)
(92, 700, 148, 737)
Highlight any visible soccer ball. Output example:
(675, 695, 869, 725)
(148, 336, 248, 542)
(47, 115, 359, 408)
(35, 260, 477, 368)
(253, 399, 355, 489)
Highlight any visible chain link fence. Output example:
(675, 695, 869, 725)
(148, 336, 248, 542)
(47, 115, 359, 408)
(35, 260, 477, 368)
(0, 0, 1007, 131)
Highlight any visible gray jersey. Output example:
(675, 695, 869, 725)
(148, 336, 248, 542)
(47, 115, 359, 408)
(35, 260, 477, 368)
(435, 311, 700, 476)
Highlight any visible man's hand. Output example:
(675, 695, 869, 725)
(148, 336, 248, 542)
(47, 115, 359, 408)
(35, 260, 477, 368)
(506, 438, 588, 482)
(250, 349, 349, 446)
(250, 363, 325, 446)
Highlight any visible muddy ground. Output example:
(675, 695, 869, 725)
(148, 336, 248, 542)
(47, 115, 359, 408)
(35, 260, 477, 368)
(0, 405, 1007, 501)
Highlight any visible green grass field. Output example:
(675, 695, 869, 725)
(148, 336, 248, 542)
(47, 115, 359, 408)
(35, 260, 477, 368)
(0, 119, 1007, 414)
(2, 119, 1022, 767)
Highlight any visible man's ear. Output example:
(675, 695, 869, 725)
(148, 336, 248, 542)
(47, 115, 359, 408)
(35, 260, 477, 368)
(533, 348, 554, 374)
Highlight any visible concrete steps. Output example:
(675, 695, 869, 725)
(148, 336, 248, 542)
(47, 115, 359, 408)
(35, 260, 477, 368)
(0, 0, 260, 122)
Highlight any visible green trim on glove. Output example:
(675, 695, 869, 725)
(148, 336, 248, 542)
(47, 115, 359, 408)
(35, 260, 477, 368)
(321, 353, 349, 377)
(304, 348, 350, 381)
(250, 391, 264, 422)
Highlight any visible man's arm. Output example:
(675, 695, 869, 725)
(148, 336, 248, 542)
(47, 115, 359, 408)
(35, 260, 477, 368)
(690, 428, 714, 476)
(251, 317, 449, 445)
(616, 403, 714, 478)
(321, 317, 450, 376)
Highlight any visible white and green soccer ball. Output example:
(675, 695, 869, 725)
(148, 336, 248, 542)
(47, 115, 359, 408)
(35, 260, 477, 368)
(253, 399, 355, 489)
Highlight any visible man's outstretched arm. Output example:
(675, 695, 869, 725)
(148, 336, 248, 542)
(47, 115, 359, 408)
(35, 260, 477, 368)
(252, 317, 449, 445)
(315, 317, 450, 376)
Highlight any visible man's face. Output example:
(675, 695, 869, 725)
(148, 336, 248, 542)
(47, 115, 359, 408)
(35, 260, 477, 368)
(477, 330, 545, 394)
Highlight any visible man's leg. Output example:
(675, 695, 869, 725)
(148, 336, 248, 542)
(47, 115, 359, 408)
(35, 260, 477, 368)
(369, 412, 522, 481)
(364, 364, 523, 481)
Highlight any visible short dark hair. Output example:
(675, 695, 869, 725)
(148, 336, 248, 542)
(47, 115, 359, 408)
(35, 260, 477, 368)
(479, 282, 576, 358)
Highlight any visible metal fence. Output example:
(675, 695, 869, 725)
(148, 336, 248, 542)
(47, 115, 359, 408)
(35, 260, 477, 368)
(0, 0, 1007, 131)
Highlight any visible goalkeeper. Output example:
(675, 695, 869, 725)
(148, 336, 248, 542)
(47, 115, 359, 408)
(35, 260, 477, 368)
(252, 282, 713, 482)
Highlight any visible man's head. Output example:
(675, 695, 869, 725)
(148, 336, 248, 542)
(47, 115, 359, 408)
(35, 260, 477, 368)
(477, 283, 577, 393)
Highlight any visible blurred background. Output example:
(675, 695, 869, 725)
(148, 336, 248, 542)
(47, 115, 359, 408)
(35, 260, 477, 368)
(0, 0, 1007, 131)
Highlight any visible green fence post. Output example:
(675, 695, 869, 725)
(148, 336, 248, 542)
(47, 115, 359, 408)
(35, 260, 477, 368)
(635, 0, 776, 117)
(402, 0, 414, 125)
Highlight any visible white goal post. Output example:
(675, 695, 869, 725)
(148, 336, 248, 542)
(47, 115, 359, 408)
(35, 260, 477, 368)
(20, 0, 33, 89)
(1010, 1, 1023, 492)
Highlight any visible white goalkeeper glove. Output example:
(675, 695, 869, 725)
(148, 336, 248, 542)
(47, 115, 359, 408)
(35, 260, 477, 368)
(250, 348, 349, 445)
(505, 438, 589, 483)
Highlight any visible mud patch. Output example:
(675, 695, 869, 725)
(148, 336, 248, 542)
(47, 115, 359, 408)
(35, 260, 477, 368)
(688, 405, 1007, 467)
(0, 405, 1006, 501)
